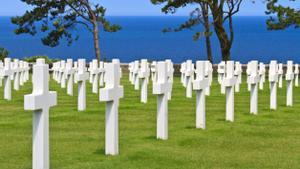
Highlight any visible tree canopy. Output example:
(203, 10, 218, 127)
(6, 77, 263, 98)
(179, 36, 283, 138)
(266, 0, 300, 30)
(11, 0, 121, 60)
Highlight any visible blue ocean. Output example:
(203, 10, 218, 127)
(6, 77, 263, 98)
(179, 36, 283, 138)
(0, 16, 300, 64)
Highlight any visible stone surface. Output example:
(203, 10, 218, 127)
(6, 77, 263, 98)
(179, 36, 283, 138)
(223, 61, 236, 122)
(193, 61, 208, 129)
(286, 61, 294, 106)
(138, 59, 150, 103)
(99, 61, 124, 155)
(269, 61, 278, 110)
(153, 61, 170, 140)
(24, 58, 57, 169)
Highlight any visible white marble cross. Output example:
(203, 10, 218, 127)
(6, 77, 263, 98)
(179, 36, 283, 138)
(88, 62, 93, 84)
(286, 61, 294, 106)
(218, 61, 226, 94)
(73, 61, 78, 84)
(13, 59, 20, 91)
(259, 62, 266, 90)
(185, 60, 194, 98)
(205, 61, 213, 96)
(65, 59, 75, 96)
(234, 61, 242, 92)
(75, 59, 89, 111)
(24, 58, 57, 169)
(128, 62, 134, 84)
(53, 62, 60, 82)
(223, 61, 236, 122)
(19, 61, 24, 86)
(248, 61, 260, 115)
(153, 61, 170, 140)
(90, 59, 100, 94)
(138, 59, 150, 103)
(193, 61, 208, 129)
(278, 63, 283, 88)
(166, 59, 174, 100)
(180, 62, 186, 86)
(99, 61, 124, 155)
(133, 60, 140, 90)
(246, 62, 251, 91)
(1, 58, 13, 100)
(151, 61, 157, 83)
(99, 61, 105, 87)
(0, 61, 3, 87)
(24, 61, 30, 82)
(269, 61, 278, 110)
(60, 60, 66, 88)
(112, 59, 122, 78)
(294, 64, 299, 87)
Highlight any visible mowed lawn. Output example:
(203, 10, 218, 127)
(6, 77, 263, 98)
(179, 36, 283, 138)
(0, 72, 300, 169)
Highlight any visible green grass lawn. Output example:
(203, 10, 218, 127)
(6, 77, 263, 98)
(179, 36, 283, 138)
(0, 73, 300, 169)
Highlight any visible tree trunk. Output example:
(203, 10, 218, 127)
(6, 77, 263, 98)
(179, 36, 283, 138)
(202, 3, 213, 63)
(210, 6, 231, 61)
(92, 23, 101, 61)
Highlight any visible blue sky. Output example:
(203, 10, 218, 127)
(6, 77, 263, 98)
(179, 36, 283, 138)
(0, 0, 298, 16)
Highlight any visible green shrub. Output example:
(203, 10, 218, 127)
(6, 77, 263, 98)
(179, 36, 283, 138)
(0, 47, 9, 61)
(23, 56, 60, 64)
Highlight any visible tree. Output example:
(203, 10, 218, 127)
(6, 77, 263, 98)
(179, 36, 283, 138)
(11, 0, 121, 61)
(266, 0, 300, 30)
(152, 0, 243, 61)
(0, 47, 9, 61)
(152, 0, 213, 62)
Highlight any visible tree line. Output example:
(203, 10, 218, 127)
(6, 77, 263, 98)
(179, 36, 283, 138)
(1, 0, 299, 62)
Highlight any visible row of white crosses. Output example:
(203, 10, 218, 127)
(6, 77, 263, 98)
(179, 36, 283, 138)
(180, 60, 213, 97)
(0, 58, 30, 100)
(247, 60, 299, 114)
(128, 59, 174, 103)
(23, 58, 300, 169)
(25, 58, 124, 169)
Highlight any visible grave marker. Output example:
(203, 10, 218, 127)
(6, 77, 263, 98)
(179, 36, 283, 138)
(99, 62, 124, 155)
(138, 59, 150, 103)
(166, 59, 174, 100)
(180, 62, 186, 86)
(99, 61, 105, 87)
(259, 62, 266, 90)
(193, 61, 208, 128)
(295, 64, 299, 87)
(185, 60, 194, 98)
(248, 61, 259, 115)
(278, 63, 283, 88)
(88, 62, 93, 84)
(234, 62, 242, 92)
(153, 61, 170, 140)
(19, 61, 25, 86)
(65, 59, 75, 96)
(24, 58, 57, 169)
(0, 61, 3, 87)
(91, 59, 100, 94)
(128, 62, 134, 84)
(218, 61, 226, 94)
(269, 61, 278, 110)
(73, 61, 78, 83)
(286, 61, 294, 106)
(205, 61, 213, 96)
(151, 61, 157, 83)
(223, 61, 236, 122)
(1, 58, 12, 100)
(133, 61, 140, 90)
(75, 59, 89, 111)
(60, 60, 66, 88)
(13, 59, 20, 91)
